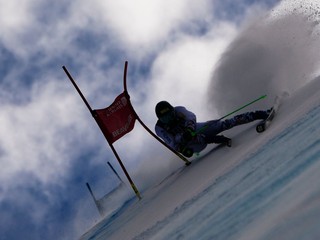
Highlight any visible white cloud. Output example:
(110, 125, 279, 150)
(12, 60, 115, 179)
(0, 0, 40, 58)
(90, 0, 213, 48)
(0, 80, 98, 185)
(0, 0, 37, 33)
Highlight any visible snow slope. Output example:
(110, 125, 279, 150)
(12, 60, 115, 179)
(80, 74, 320, 239)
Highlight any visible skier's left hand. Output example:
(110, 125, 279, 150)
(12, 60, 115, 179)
(181, 147, 194, 158)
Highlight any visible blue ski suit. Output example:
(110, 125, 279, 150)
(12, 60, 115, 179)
(155, 106, 268, 155)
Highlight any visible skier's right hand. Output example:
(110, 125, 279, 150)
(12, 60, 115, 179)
(182, 128, 194, 142)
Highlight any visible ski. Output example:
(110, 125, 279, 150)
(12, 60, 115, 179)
(256, 94, 283, 133)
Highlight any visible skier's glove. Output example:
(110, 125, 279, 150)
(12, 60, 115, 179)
(182, 128, 194, 142)
(181, 147, 194, 158)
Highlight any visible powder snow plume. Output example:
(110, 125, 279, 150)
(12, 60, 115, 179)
(208, 0, 320, 114)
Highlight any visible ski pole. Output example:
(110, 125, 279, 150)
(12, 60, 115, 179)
(218, 94, 267, 121)
(191, 94, 267, 136)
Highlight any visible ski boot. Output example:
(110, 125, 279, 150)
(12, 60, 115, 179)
(213, 135, 232, 147)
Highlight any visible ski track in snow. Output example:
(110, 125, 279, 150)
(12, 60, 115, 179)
(81, 76, 320, 240)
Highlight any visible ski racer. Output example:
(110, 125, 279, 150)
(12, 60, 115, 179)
(155, 101, 271, 157)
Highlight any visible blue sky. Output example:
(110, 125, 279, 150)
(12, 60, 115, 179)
(0, 0, 294, 239)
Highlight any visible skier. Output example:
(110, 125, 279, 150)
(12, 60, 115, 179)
(155, 101, 271, 157)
